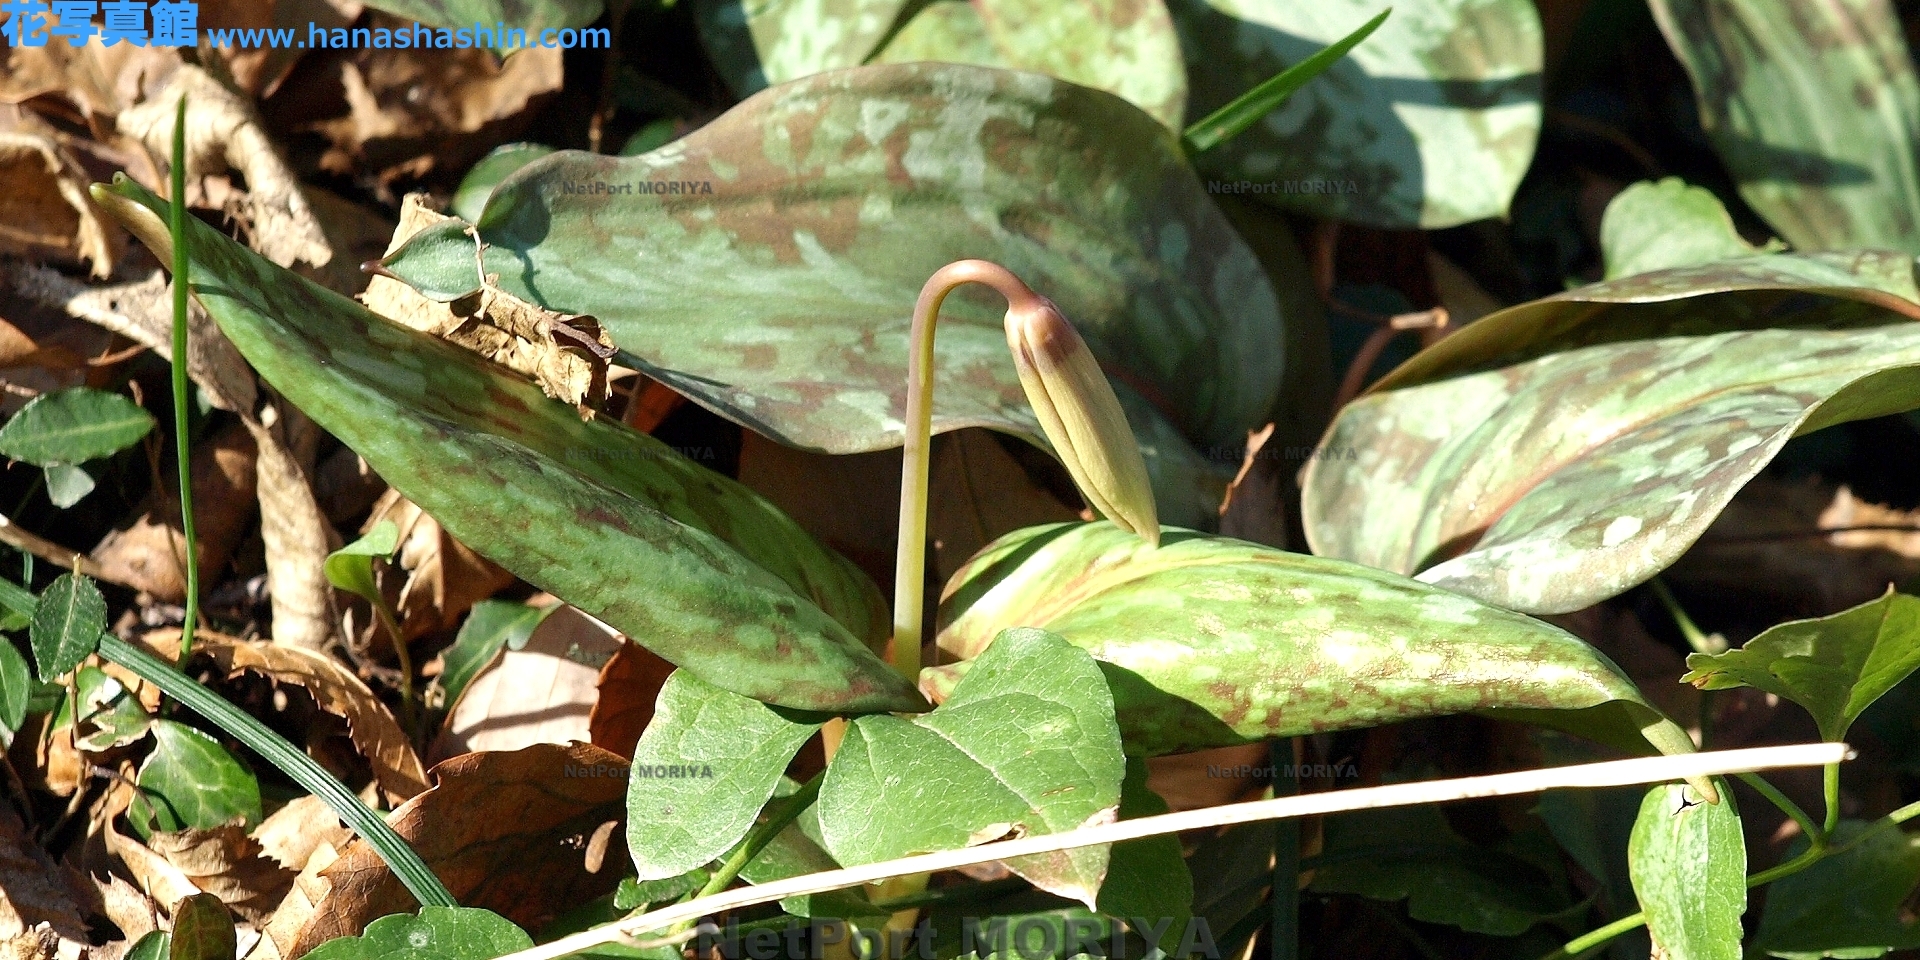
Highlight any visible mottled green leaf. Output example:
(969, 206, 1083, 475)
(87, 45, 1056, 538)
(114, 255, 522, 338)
(1304, 254, 1920, 614)
(0, 387, 154, 467)
(820, 627, 1125, 907)
(693, 0, 910, 95)
(1171, 0, 1542, 228)
(935, 522, 1691, 758)
(359, 0, 601, 33)
(381, 62, 1290, 457)
(866, 0, 1188, 129)
(134, 719, 262, 834)
(1629, 782, 1744, 960)
(0, 639, 28, 732)
(303, 907, 534, 960)
(93, 177, 920, 716)
(29, 572, 105, 681)
(324, 520, 400, 607)
(1602, 178, 1778, 280)
(1755, 821, 1920, 958)
(43, 464, 94, 508)
(1648, 0, 1920, 253)
(1309, 805, 1576, 936)
(168, 894, 234, 960)
(1681, 590, 1920, 742)
(453, 144, 556, 223)
(626, 670, 823, 881)
(434, 599, 559, 708)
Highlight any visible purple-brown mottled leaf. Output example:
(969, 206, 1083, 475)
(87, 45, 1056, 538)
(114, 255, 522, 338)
(381, 62, 1290, 459)
(1304, 252, 1920, 614)
(92, 176, 922, 716)
(933, 522, 1693, 759)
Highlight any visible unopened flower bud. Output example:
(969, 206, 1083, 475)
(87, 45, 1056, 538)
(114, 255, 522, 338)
(1005, 297, 1159, 547)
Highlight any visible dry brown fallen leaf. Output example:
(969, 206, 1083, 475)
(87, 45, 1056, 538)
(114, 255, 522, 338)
(362, 196, 613, 413)
(291, 743, 630, 954)
(362, 489, 515, 642)
(247, 400, 340, 653)
(0, 32, 179, 131)
(0, 131, 119, 277)
(586, 639, 677, 759)
(145, 628, 428, 801)
(245, 840, 340, 960)
(144, 823, 296, 923)
(251, 797, 351, 877)
(0, 802, 89, 960)
(91, 421, 259, 603)
(103, 820, 201, 923)
(432, 605, 623, 762)
(118, 65, 331, 271)
(200, 0, 364, 100)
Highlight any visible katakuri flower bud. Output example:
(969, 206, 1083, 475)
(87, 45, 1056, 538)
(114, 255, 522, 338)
(1004, 295, 1159, 547)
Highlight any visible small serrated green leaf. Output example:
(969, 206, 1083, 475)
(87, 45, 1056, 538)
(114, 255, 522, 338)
(324, 520, 400, 606)
(29, 572, 106, 681)
(0, 387, 155, 467)
(134, 719, 262, 834)
(303, 906, 534, 960)
(1629, 782, 1744, 960)
(43, 463, 94, 508)
(168, 893, 235, 960)
(1682, 590, 1920, 742)
(626, 670, 824, 881)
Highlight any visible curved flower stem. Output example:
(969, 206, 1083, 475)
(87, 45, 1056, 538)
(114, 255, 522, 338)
(168, 94, 201, 664)
(894, 260, 1049, 678)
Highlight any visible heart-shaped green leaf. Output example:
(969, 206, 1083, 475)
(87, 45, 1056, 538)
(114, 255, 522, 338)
(54, 665, 153, 751)
(302, 907, 534, 960)
(819, 627, 1126, 908)
(1170, 0, 1542, 228)
(1304, 254, 1920, 614)
(627, 670, 824, 881)
(134, 719, 263, 834)
(0, 387, 154, 468)
(44, 464, 95, 508)
(697, 0, 1188, 129)
(1601, 178, 1778, 281)
(1681, 589, 1920, 742)
(1754, 821, 1920, 958)
(93, 177, 921, 716)
(1648, 0, 1920, 253)
(324, 520, 401, 607)
(29, 572, 106, 681)
(381, 62, 1291, 456)
(359, 0, 602, 33)
(1629, 782, 1745, 960)
(168, 894, 235, 960)
(935, 522, 1690, 758)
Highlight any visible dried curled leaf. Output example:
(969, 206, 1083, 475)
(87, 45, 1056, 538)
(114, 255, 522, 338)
(0, 131, 119, 277)
(144, 824, 297, 923)
(363, 196, 612, 413)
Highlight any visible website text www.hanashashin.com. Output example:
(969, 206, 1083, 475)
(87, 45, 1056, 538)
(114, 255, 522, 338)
(1, 0, 612, 50)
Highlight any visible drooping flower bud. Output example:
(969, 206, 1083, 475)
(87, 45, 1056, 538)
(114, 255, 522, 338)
(1004, 296, 1160, 547)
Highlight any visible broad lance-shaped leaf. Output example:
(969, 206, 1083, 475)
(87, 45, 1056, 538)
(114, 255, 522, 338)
(1601, 178, 1778, 281)
(92, 176, 923, 716)
(1629, 782, 1745, 960)
(1682, 589, 1920, 742)
(932, 522, 1697, 760)
(627, 670, 824, 881)
(381, 62, 1291, 457)
(1169, 0, 1541, 229)
(1649, 0, 1920, 253)
(697, 0, 1188, 130)
(1304, 251, 1920, 614)
(820, 627, 1126, 908)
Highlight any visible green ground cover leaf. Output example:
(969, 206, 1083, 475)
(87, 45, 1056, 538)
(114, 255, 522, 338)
(1304, 254, 1920, 614)
(125, 932, 169, 960)
(134, 719, 263, 833)
(381, 62, 1291, 461)
(1648, 0, 1920, 253)
(0, 639, 28, 732)
(434, 599, 559, 708)
(93, 176, 920, 716)
(302, 907, 534, 960)
(324, 520, 400, 607)
(1629, 782, 1744, 960)
(29, 572, 105, 681)
(820, 627, 1126, 908)
(53, 665, 152, 751)
(1681, 590, 1920, 741)
(627, 670, 824, 880)
(1754, 821, 1920, 958)
(935, 522, 1691, 758)
(1170, 0, 1542, 228)
(167, 894, 235, 960)
(1601, 178, 1778, 280)
(0, 387, 153, 467)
